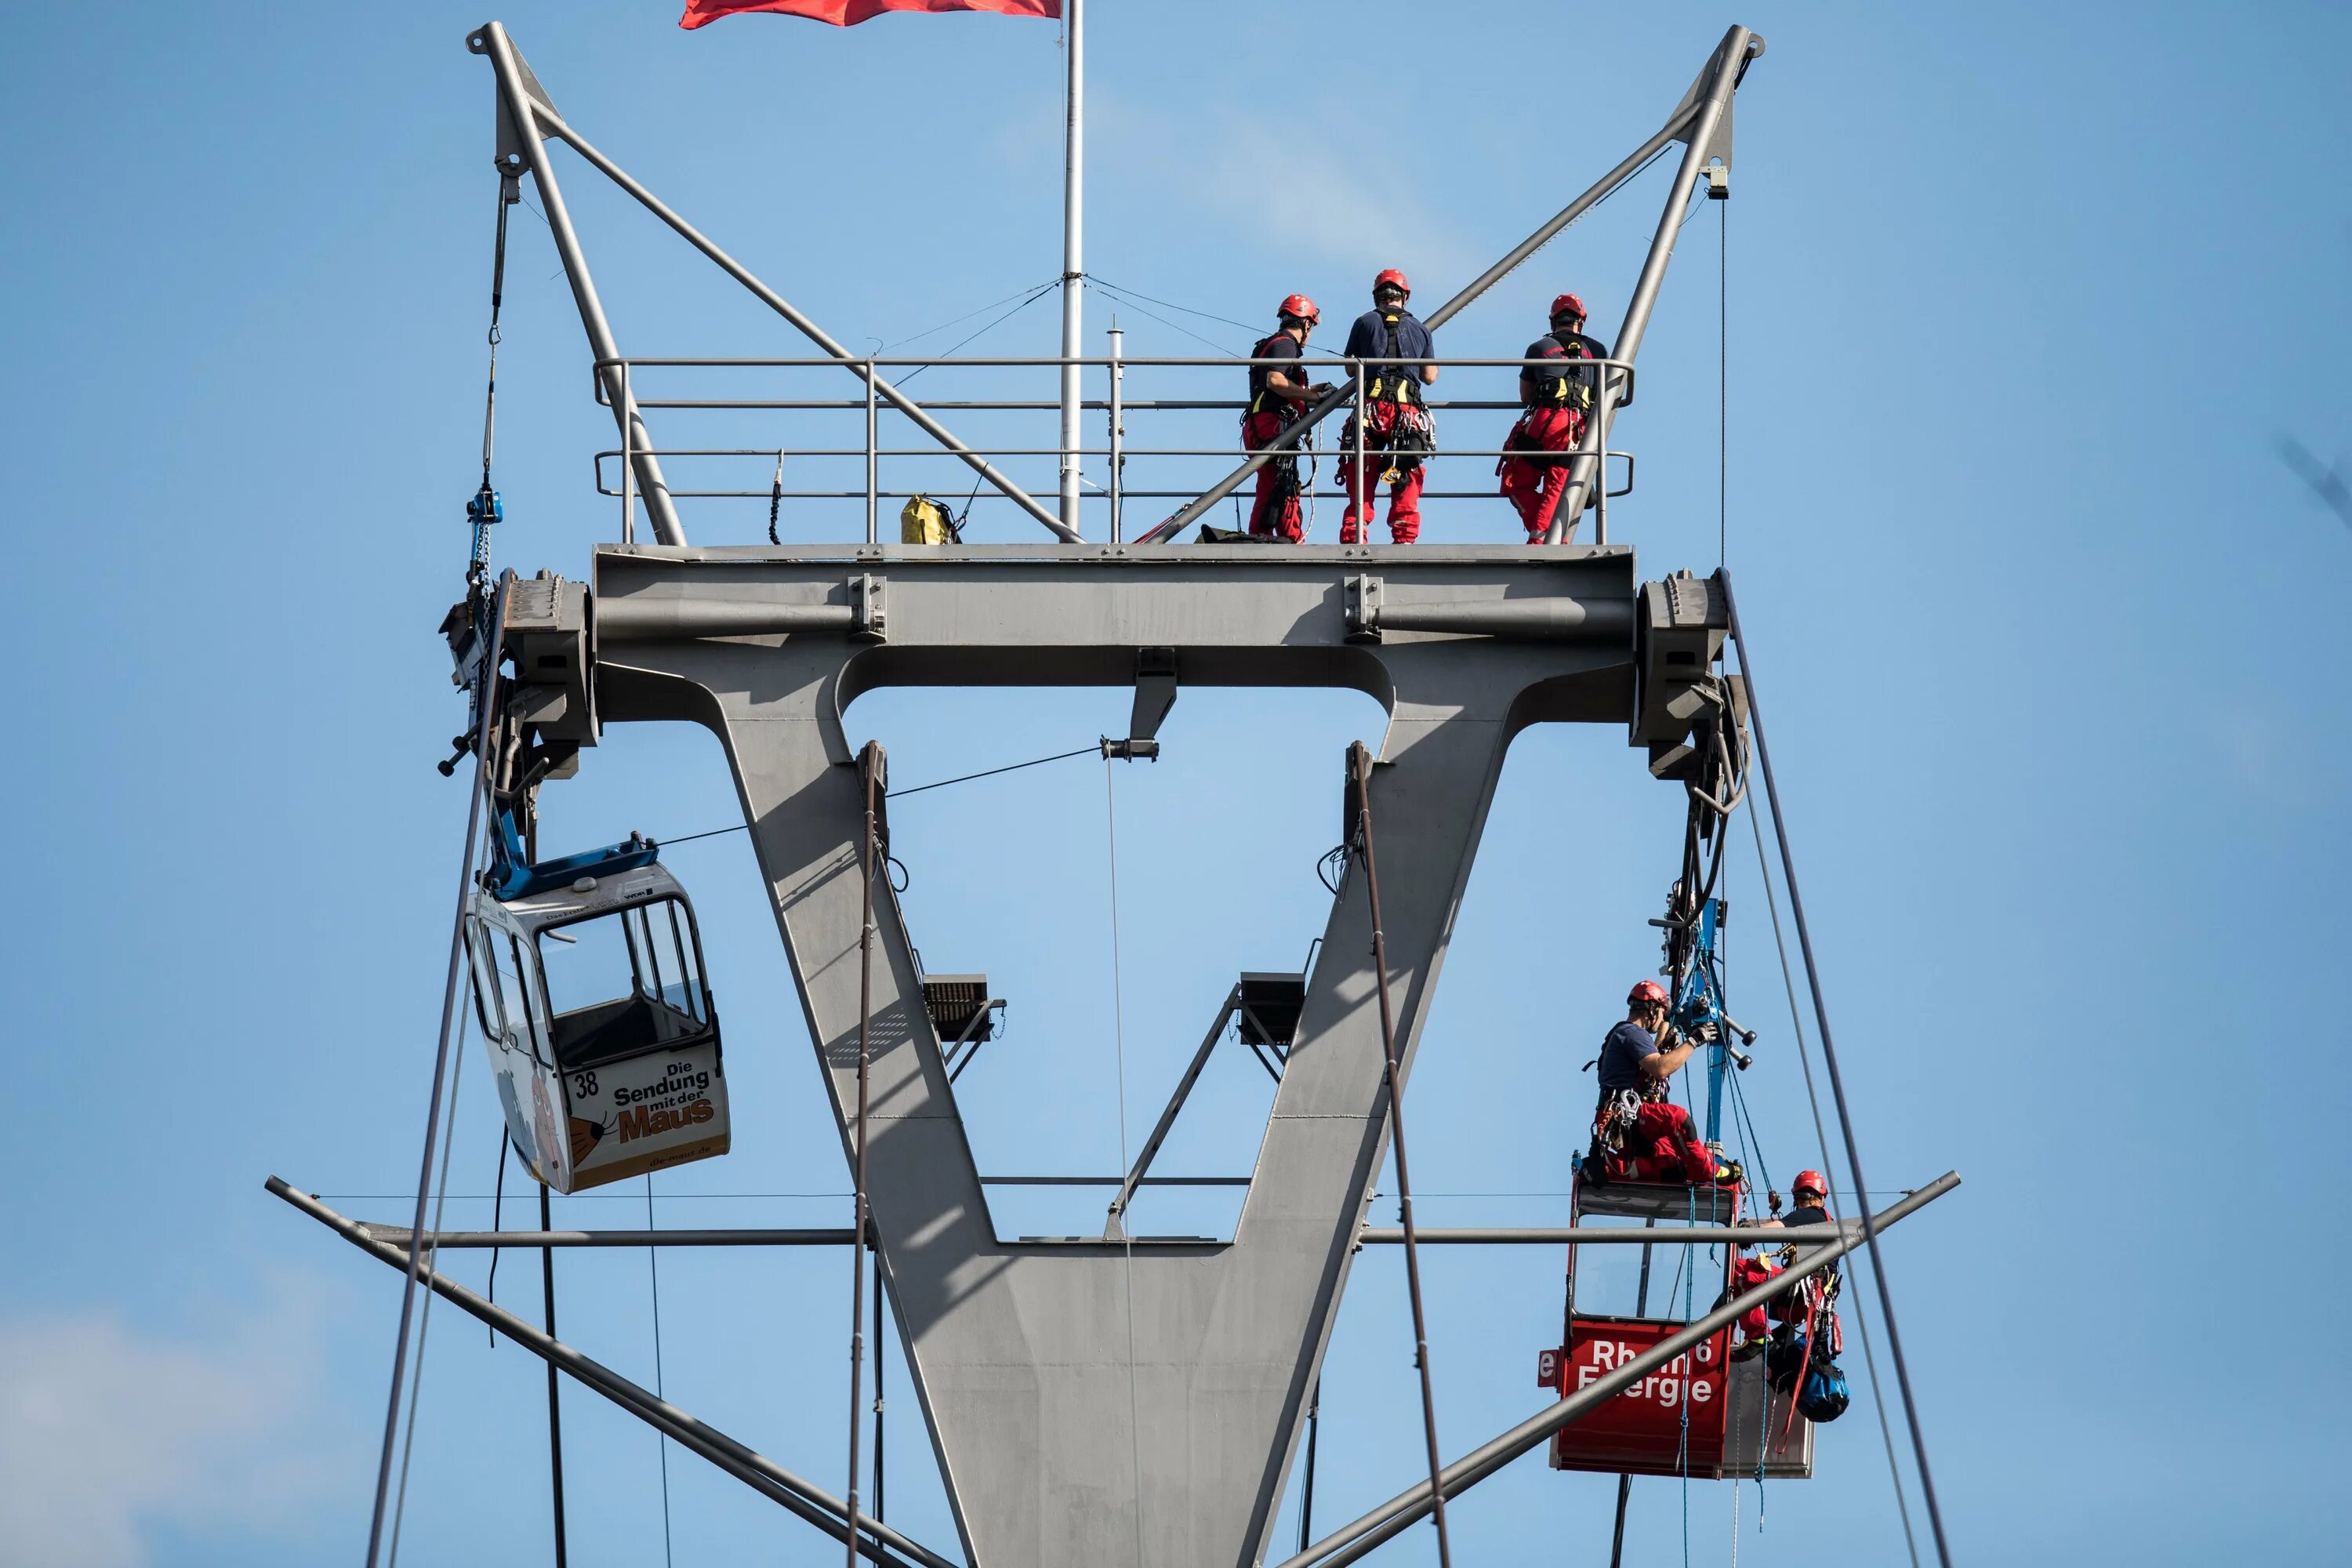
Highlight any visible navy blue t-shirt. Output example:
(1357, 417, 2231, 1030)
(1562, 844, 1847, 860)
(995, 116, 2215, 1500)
(1780, 1203, 1829, 1229)
(1595, 1019, 1658, 1091)
(1248, 331, 1304, 408)
(1343, 309, 1435, 387)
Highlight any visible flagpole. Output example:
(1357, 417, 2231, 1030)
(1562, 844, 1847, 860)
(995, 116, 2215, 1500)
(1056, 0, 1083, 535)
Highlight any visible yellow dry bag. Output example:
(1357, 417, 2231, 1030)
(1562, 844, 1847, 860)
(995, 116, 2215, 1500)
(900, 495, 959, 546)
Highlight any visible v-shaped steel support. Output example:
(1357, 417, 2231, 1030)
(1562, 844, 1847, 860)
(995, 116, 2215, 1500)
(595, 543, 1642, 1568)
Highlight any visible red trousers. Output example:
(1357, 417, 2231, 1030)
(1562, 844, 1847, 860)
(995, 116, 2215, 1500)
(1243, 409, 1303, 542)
(1730, 1254, 1780, 1342)
(1340, 401, 1424, 544)
(1596, 1099, 1719, 1185)
(1498, 406, 1586, 542)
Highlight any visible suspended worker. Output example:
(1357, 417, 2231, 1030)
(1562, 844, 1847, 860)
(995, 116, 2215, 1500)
(1499, 292, 1610, 544)
(1338, 269, 1438, 545)
(1243, 295, 1334, 543)
(1723, 1170, 1831, 1353)
(1586, 978, 1737, 1187)
(1762, 1170, 1833, 1234)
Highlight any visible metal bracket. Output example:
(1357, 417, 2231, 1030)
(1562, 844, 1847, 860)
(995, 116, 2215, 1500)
(851, 573, 887, 643)
(1345, 574, 1385, 643)
(1102, 646, 1175, 760)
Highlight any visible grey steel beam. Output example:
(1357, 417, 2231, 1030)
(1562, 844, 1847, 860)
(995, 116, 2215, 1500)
(343, 1219, 1875, 1249)
(359, 1225, 862, 1248)
(590, 543, 1642, 1568)
(1105, 985, 1242, 1237)
(1136, 27, 1745, 545)
(470, 26, 684, 547)
(1548, 27, 1761, 541)
(269, 1178, 961, 1568)
(1276, 1171, 1959, 1568)
(599, 599, 855, 641)
(1357, 1219, 1870, 1246)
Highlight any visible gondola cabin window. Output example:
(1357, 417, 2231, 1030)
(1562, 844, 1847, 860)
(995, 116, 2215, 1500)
(536, 898, 712, 1072)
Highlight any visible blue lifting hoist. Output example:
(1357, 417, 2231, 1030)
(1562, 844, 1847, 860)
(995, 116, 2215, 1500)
(1668, 895, 1758, 1145)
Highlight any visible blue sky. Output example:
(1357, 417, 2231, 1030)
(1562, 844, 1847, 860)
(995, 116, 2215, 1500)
(2, 2, 2348, 1564)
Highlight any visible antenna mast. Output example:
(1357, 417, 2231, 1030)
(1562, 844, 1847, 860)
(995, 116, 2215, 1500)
(1057, 0, 1083, 533)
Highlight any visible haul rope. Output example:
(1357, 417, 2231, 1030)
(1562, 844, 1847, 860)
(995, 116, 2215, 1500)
(1348, 742, 1454, 1568)
(1745, 791, 1919, 1567)
(362, 573, 511, 1568)
(646, 1176, 676, 1568)
(842, 743, 882, 1568)
(384, 1014, 470, 1567)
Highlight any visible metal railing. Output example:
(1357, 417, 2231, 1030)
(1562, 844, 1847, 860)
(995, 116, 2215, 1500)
(595, 354, 1637, 546)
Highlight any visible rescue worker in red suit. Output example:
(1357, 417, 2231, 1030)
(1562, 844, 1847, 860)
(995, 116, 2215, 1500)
(1500, 292, 1610, 544)
(1338, 269, 1438, 544)
(1726, 1172, 1833, 1353)
(1586, 978, 1734, 1186)
(1243, 296, 1332, 542)
(1726, 1247, 1780, 1356)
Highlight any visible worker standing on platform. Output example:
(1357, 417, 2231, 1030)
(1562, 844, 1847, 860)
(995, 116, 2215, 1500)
(1338, 270, 1437, 544)
(1500, 292, 1610, 544)
(1588, 978, 1734, 1186)
(1243, 295, 1330, 543)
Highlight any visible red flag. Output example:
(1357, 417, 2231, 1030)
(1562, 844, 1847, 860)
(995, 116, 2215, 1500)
(682, 0, 1058, 27)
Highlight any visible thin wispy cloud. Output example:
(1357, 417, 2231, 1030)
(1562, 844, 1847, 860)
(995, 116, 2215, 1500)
(0, 1284, 357, 1568)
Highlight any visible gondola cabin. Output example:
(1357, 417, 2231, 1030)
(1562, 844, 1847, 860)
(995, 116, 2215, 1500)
(465, 855, 728, 1193)
(1537, 1174, 1813, 1480)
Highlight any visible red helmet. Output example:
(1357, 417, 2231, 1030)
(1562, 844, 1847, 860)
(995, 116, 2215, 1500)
(1791, 1170, 1828, 1198)
(1550, 292, 1588, 322)
(1373, 267, 1410, 297)
(1277, 293, 1319, 325)
(1628, 978, 1670, 1007)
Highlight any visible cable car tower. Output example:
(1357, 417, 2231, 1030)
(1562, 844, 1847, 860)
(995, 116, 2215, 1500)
(271, 20, 1960, 1568)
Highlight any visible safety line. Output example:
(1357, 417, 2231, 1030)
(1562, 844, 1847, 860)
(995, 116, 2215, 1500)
(1719, 194, 1727, 570)
(882, 275, 1062, 353)
(1086, 274, 1341, 355)
(384, 1014, 470, 1567)
(1744, 796, 1920, 1567)
(893, 281, 1059, 390)
(889, 744, 1099, 799)
(1722, 572, 1951, 1568)
(363, 574, 510, 1568)
(1087, 280, 1248, 358)
(1102, 758, 1149, 1568)
(654, 743, 1102, 851)
(485, 1128, 508, 1346)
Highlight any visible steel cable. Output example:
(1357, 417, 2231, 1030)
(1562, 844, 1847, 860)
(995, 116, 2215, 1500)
(1726, 573, 1945, 1566)
(1349, 742, 1454, 1568)
(1744, 794, 1919, 1567)
(362, 573, 510, 1568)
(1101, 758, 1149, 1568)
(384, 1015, 470, 1566)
